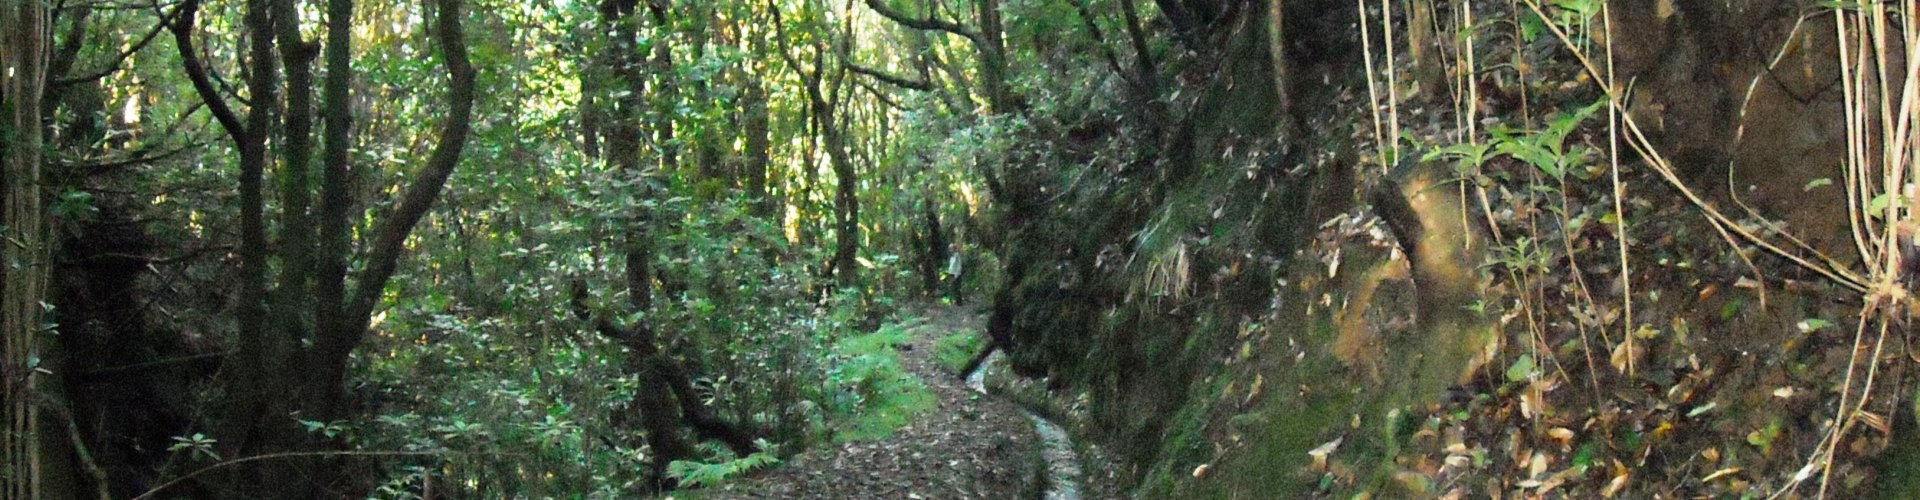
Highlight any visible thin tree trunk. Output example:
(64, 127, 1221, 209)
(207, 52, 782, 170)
(318, 0, 477, 421)
(271, 0, 319, 387)
(597, 0, 691, 486)
(232, 0, 283, 468)
(2, 1, 52, 497)
(169, 0, 296, 492)
(646, 0, 679, 177)
(975, 0, 1012, 113)
(312, 0, 357, 393)
(745, 76, 772, 217)
(921, 200, 947, 296)
(823, 100, 859, 288)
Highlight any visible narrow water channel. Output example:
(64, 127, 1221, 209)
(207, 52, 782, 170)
(966, 350, 1083, 500)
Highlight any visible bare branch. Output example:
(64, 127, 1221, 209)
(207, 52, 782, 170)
(345, 0, 476, 325)
(860, 0, 984, 48)
(846, 61, 932, 91)
(166, 0, 244, 141)
(54, 2, 183, 87)
(59, 143, 201, 173)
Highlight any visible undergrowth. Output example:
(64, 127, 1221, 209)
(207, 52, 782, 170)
(827, 323, 936, 442)
(667, 441, 783, 488)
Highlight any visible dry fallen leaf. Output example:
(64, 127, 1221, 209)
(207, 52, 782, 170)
(1701, 467, 1742, 483)
(1308, 437, 1345, 472)
(1697, 283, 1718, 301)
(1856, 411, 1890, 435)
(1547, 427, 1575, 446)
(1609, 339, 1641, 373)
(1601, 471, 1631, 498)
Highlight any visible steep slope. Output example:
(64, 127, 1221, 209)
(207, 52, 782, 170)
(977, 0, 1913, 497)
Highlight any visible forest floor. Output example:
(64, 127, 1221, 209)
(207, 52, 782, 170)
(698, 304, 1044, 499)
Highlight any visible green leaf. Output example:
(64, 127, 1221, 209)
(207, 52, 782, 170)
(1869, 193, 1903, 218)
(1519, 11, 1547, 42)
(1797, 318, 1835, 333)
(1804, 178, 1834, 191)
(1506, 354, 1537, 382)
(1572, 441, 1597, 469)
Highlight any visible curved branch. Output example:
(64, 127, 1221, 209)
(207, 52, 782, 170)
(846, 61, 932, 91)
(133, 450, 456, 500)
(860, 0, 984, 48)
(852, 76, 907, 111)
(166, 0, 244, 141)
(54, 2, 184, 87)
(344, 0, 475, 328)
(59, 143, 200, 173)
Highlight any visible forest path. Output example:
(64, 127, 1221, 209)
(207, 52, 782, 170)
(702, 304, 1040, 499)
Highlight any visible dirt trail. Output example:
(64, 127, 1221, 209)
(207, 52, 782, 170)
(705, 305, 1039, 499)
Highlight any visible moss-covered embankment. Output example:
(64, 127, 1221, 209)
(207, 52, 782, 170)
(985, 0, 1906, 497)
(982, 1, 1490, 495)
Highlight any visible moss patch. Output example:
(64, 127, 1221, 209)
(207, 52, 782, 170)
(933, 330, 986, 375)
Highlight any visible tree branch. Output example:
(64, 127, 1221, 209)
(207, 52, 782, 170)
(166, 0, 244, 141)
(1067, 0, 1128, 83)
(860, 0, 985, 48)
(59, 143, 201, 173)
(54, 2, 183, 87)
(845, 61, 932, 91)
(344, 0, 474, 332)
(47, 3, 92, 87)
(567, 280, 640, 344)
(851, 76, 907, 111)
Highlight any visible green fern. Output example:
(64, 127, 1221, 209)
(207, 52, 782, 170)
(665, 440, 782, 488)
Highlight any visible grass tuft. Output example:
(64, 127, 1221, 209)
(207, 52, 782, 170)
(933, 330, 987, 375)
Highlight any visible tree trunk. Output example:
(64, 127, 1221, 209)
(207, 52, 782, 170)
(825, 111, 860, 289)
(2, 1, 53, 497)
(646, 0, 680, 177)
(272, 0, 320, 370)
(688, 10, 730, 189)
(598, 0, 690, 485)
(311, 0, 357, 390)
(745, 76, 772, 217)
(169, 0, 296, 492)
(975, 0, 1013, 113)
(231, 0, 288, 481)
(171, 0, 475, 494)
(312, 0, 477, 425)
(920, 200, 947, 297)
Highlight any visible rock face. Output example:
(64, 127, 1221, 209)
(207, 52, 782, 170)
(1612, 0, 1854, 254)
